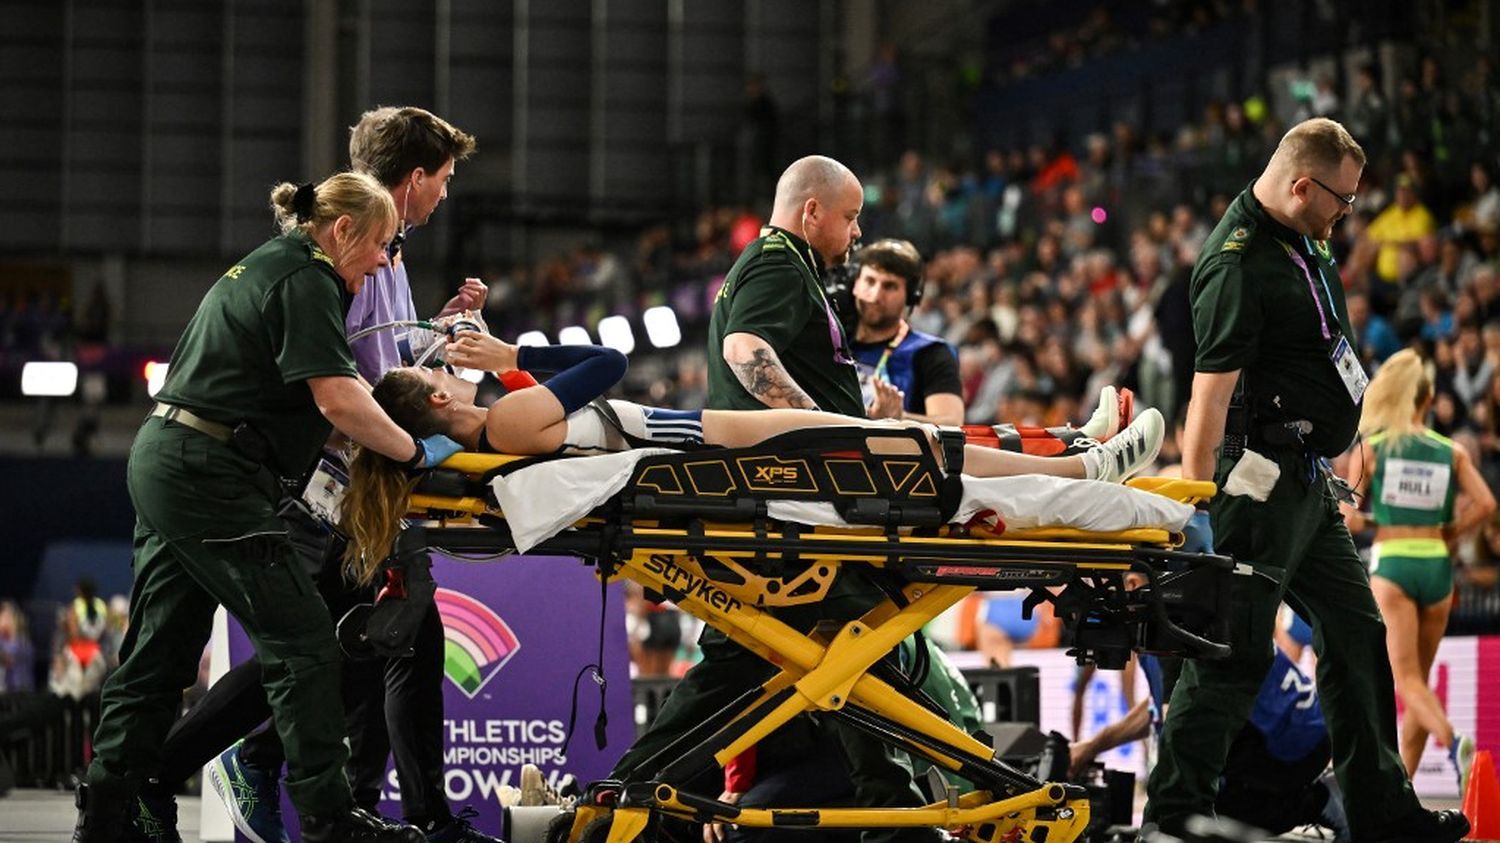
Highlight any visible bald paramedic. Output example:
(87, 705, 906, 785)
(611, 155, 940, 843)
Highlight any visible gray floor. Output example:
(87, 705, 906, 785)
(0, 787, 1465, 843)
(0, 789, 203, 842)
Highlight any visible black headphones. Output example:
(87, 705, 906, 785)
(904, 265, 926, 309)
(856, 239, 926, 309)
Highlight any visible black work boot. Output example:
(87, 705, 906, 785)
(73, 782, 133, 843)
(302, 806, 426, 843)
(1372, 808, 1470, 843)
(122, 789, 183, 843)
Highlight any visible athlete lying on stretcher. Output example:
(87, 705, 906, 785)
(341, 331, 1164, 583)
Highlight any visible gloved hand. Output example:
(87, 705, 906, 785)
(1181, 509, 1215, 553)
(417, 433, 463, 468)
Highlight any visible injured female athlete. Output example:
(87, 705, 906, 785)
(340, 331, 1164, 581)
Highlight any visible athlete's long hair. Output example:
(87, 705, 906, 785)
(342, 369, 444, 586)
(1358, 348, 1431, 442)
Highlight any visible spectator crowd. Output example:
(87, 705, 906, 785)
(477, 49, 1500, 656)
(6, 4, 1500, 691)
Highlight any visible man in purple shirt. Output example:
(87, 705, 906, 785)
(333, 106, 492, 843)
(200, 108, 498, 843)
(346, 107, 486, 381)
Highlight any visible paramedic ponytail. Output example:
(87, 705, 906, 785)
(341, 369, 447, 586)
(1358, 348, 1431, 441)
(270, 171, 397, 272)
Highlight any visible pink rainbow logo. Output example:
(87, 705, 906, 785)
(435, 587, 521, 699)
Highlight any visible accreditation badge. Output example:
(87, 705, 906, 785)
(1329, 334, 1368, 404)
(302, 452, 350, 527)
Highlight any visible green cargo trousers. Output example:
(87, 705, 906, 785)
(1144, 446, 1422, 840)
(610, 571, 937, 843)
(86, 417, 352, 817)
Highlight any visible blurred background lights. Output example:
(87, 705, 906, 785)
(143, 361, 169, 397)
(22, 362, 79, 397)
(597, 315, 636, 355)
(643, 306, 681, 349)
(558, 326, 592, 346)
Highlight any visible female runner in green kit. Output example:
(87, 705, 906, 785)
(1343, 348, 1495, 785)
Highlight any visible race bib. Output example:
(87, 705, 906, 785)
(1330, 335, 1368, 404)
(1380, 458, 1451, 511)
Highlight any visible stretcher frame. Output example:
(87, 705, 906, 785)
(401, 426, 1242, 843)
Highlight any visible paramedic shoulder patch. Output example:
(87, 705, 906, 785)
(1221, 225, 1253, 254)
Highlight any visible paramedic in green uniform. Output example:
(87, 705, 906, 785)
(1144, 118, 1468, 843)
(74, 172, 459, 843)
(704, 156, 865, 415)
(614, 156, 938, 843)
(1343, 348, 1494, 781)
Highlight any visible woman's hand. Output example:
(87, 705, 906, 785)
(439, 277, 488, 316)
(702, 791, 743, 843)
(445, 331, 518, 373)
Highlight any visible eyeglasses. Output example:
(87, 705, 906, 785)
(1307, 176, 1357, 208)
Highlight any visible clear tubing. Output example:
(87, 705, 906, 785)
(347, 320, 435, 343)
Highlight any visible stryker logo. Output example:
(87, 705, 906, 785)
(644, 555, 744, 613)
(754, 465, 800, 483)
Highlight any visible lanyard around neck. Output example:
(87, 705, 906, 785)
(872, 320, 910, 381)
(762, 228, 854, 366)
(763, 226, 821, 281)
(1279, 238, 1338, 340)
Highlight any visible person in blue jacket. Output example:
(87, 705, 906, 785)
(1070, 640, 1348, 841)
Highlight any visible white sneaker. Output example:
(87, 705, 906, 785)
(1080, 386, 1134, 441)
(1084, 407, 1163, 483)
(520, 763, 560, 806)
(1452, 732, 1477, 795)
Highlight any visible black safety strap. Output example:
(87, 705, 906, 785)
(562, 557, 613, 756)
(934, 426, 966, 474)
(934, 426, 967, 522)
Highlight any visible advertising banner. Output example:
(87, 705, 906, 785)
(220, 553, 632, 841)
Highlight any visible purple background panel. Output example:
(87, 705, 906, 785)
(227, 552, 632, 840)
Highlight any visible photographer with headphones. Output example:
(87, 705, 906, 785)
(844, 240, 964, 426)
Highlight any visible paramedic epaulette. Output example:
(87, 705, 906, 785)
(1219, 222, 1254, 256)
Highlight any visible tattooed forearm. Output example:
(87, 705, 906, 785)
(732, 347, 818, 410)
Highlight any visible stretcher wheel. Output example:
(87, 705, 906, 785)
(542, 810, 576, 843)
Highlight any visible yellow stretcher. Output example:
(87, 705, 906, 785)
(400, 426, 1243, 843)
